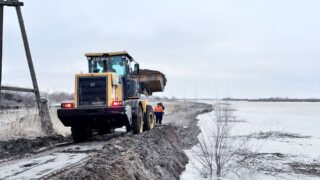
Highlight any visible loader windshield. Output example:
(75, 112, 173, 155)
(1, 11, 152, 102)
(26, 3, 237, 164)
(88, 56, 129, 76)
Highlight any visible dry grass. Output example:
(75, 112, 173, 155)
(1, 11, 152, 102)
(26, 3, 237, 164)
(0, 108, 70, 141)
(0, 108, 43, 141)
(49, 107, 71, 136)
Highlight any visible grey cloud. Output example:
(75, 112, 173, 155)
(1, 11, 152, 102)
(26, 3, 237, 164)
(2, 0, 320, 98)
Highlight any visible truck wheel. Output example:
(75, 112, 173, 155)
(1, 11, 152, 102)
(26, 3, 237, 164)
(144, 105, 155, 131)
(71, 125, 92, 143)
(132, 105, 144, 134)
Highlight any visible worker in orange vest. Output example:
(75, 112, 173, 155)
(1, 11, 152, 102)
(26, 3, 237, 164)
(154, 103, 165, 124)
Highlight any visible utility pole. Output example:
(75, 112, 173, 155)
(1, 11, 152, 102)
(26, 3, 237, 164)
(0, 3, 4, 105)
(0, 0, 53, 134)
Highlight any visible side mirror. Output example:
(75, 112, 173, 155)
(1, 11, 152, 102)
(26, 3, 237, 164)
(134, 63, 140, 74)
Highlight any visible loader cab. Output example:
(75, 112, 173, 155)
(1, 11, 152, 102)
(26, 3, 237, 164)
(85, 51, 140, 100)
(85, 52, 139, 77)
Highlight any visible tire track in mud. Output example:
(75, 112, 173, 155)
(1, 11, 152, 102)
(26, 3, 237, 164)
(0, 132, 127, 179)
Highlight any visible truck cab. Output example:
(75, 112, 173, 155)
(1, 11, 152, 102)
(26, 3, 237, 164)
(86, 52, 139, 77)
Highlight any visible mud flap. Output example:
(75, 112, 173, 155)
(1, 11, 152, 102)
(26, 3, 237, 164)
(125, 105, 132, 124)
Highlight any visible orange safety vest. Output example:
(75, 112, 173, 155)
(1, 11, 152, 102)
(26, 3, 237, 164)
(154, 105, 164, 113)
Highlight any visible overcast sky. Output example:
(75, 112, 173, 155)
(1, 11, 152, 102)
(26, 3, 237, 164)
(2, 0, 320, 98)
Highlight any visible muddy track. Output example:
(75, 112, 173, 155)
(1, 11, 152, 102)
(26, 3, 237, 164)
(0, 131, 132, 179)
(0, 135, 70, 162)
(0, 101, 213, 180)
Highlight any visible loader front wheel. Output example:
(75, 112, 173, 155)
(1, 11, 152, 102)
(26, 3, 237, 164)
(144, 105, 155, 131)
(133, 105, 144, 134)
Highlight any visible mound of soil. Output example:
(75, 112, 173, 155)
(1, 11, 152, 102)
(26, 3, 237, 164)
(0, 135, 69, 160)
(177, 103, 213, 148)
(52, 126, 188, 180)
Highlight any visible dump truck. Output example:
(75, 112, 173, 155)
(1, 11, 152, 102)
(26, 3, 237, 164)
(57, 51, 167, 142)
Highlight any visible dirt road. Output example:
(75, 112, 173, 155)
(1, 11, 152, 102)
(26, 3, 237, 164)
(0, 101, 213, 179)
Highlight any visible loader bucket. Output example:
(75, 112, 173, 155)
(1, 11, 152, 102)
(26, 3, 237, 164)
(132, 69, 167, 95)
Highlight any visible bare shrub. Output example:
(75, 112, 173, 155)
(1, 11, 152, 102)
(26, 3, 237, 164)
(190, 102, 250, 179)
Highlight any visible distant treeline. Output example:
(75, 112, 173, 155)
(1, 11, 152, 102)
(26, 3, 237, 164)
(223, 97, 320, 102)
(0, 91, 74, 108)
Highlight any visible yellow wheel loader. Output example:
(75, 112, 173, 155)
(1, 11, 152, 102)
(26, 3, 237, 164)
(57, 51, 166, 142)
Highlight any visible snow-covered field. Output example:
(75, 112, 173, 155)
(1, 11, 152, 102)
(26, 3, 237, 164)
(182, 101, 320, 180)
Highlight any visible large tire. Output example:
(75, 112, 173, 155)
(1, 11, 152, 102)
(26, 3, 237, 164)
(132, 105, 144, 134)
(144, 105, 155, 131)
(71, 125, 92, 143)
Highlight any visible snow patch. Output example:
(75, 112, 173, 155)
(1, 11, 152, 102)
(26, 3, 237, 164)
(181, 101, 320, 179)
(0, 153, 87, 179)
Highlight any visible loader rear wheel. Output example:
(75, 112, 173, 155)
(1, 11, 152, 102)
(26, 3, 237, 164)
(71, 125, 92, 143)
(133, 105, 144, 134)
(107, 128, 115, 133)
(98, 127, 115, 135)
(144, 105, 155, 131)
